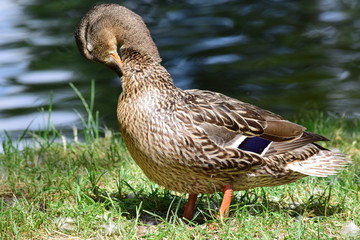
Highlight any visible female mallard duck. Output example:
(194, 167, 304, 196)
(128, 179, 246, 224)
(75, 4, 349, 220)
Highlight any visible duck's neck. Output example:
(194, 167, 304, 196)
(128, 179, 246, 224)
(120, 48, 177, 94)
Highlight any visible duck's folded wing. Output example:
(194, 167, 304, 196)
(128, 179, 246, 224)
(171, 89, 341, 175)
(182, 89, 306, 146)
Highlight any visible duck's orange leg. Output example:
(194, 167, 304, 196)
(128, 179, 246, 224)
(183, 194, 198, 220)
(219, 184, 233, 219)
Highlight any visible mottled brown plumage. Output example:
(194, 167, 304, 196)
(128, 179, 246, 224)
(75, 4, 350, 220)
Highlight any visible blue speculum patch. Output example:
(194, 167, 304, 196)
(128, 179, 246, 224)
(238, 137, 272, 154)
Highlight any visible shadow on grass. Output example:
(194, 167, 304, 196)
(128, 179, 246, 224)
(87, 184, 345, 225)
(234, 187, 344, 218)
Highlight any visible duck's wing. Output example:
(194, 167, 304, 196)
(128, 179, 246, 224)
(181, 89, 312, 146)
(172, 89, 344, 175)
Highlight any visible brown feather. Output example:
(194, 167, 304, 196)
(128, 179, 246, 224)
(262, 120, 305, 141)
(264, 132, 329, 156)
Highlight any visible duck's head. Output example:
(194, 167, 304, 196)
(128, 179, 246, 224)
(75, 4, 161, 76)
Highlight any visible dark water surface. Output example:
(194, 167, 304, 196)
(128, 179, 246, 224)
(1, 0, 359, 139)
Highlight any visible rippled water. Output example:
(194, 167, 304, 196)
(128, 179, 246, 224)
(0, 0, 359, 139)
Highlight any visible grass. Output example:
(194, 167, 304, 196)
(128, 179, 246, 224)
(0, 86, 359, 239)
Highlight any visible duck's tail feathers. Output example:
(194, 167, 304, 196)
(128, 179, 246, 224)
(286, 149, 350, 177)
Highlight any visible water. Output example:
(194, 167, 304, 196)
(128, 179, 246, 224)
(1, 0, 359, 139)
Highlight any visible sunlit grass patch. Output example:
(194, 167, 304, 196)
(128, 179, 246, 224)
(1, 115, 358, 239)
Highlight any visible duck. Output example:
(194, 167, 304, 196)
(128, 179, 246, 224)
(75, 3, 349, 220)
